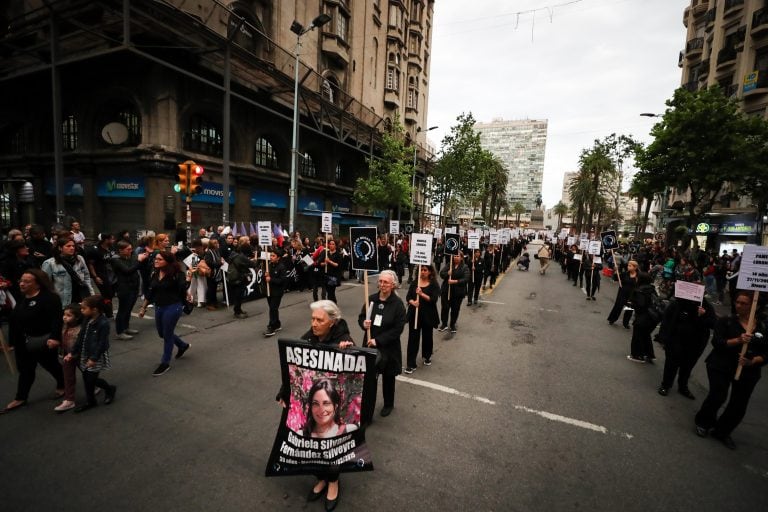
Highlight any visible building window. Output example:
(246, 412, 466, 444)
(336, 12, 348, 42)
(300, 152, 316, 178)
(372, 38, 379, 87)
(254, 137, 277, 169)
(334, 163, 344, 184)
(386, 53, 399, 92)
(117, 106, 142, 146)
(1, 125, 25, 154)
(0, 183, 11, 228)
(185, 114, 222, 156)
(407, 76, 418, 108)
(62, 114, 78, 151)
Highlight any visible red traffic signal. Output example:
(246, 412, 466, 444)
(190, 163, 204, 195)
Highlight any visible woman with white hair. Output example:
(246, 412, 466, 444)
(358, 269, 406, 418)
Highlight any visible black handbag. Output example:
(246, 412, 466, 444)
(26, 333, 51, 352)
(182, 298, 194, 315)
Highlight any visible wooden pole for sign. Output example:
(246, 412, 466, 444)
(590, 262, 595, 297)
(0, 329, 16, 375)
(414, 264, 421, 330)
(734, 290, 760, 381)
(324, 233, 329, 272)
(363, 271, 372, 342)
(611, 249, 622, 287)
(448, 258, 453, 301)
(263, 247, 270, 297)
(223, 270, 230, 307)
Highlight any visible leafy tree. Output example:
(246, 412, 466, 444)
(354, 115, 412, 215)
(568, 140, 618, 232)
(511, 202, 526, 226)
(552, 201, 569, 230)
(635, 86, 766, 246)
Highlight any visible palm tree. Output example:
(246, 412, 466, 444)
(512, 202, 526, 227)
(552, 201, 568, 231)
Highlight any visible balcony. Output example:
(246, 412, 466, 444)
(743, 68, 768, 97)
(404, 107, 418, 125)
(724, 0, 744, 18)
(321, 33, 350, 67)
(685, 37, 704, 57)
(752, 8, 768, 37)
(704, 8, 716, 29)
(384, 89, 400, 108)
(699, 58, 710, 77)
(692, 1, 709, 17)
(716, 46, 737, 68)
(683, 80, 698, 92)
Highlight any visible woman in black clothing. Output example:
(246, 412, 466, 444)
(225, 237, 260, 319)
(358, 270, 406, 418)
(607, 260, 639, 327)
(695, 291, 766, 449)
(466, 249, 485, 306)
(2, 269, 64, 413)
(318, 239, 343, 303)
(404, 265, 440, 373)
(627, 272, 658, 363)
(138, 251, 192, 377)
(203, 238, 223, 309)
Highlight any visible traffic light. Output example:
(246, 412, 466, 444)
(189, 162, 204, 195)
(175, 163, 190, 195)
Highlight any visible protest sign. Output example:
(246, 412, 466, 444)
(467, 232, 480, 250)
(444, 233, 460, 255)
(350, 227, 379, 271)
(389, 220, 400, 235)
(265, 339, 377, 477)
(588, 240, 601, 255)
(258, 221, 272, 247)
(433, 227, 443, 239)
(410, 233, 433, 265)
(321, 213, 333, 234)
(567, 236, 576, 246)
(489, 230, 499, 245)
(736, 244, 768, 291)
(600, 230, 618, 250)
(403, 222, 414, 235)
(674, 281, 706, 302)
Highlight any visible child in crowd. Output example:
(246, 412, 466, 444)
(54, 304, 83, 413)
(64, 295, 116, 412)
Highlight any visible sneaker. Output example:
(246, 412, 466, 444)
(657, 387, 669, 396)
(713, 432, 736, 450)
(437, 325, 449, 332)
(74, 403, 97, 413)
(175, 344, 191, 360)
(679, 388, 696, 400)
(274, 326, 282, 332)
(263, 329, 277, 337)
(54, 400, 75, 413)
(152, 363, 171, 377)
(125, 329, 139, 335)
(380, 406, 393, 417)
(115, 333, 133, 341)
(695, 425, 710, 438)
(450, 327, 457, 334)
(104, 386, 117, 405)
(626, 355, 646, 364)
(423, 358, 432, 366)
(404, 367, 415, 374)
(234, 312, 248, 319)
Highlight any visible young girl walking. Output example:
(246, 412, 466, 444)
(64, 295, 116, 412)
(54, 304, 83, 413)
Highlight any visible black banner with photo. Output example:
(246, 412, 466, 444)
(600, 230, 619, 250)
(444, 233, 461, 255)
(350, 227, 379, 271)
(265, 339, 378, 477)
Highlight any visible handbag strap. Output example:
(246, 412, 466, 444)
(60, 258, 87, 288)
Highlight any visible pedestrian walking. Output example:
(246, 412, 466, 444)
(41, 237, 95, 307)
(438, 254, 469, 334)
(404, 265, 439, 373)
(607, 260, 639, 328)
(264, 248, 289, 337)
(111, 240, 148, 339)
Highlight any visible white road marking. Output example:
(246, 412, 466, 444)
(538, 308, 559, 313)
(478, 299, 506, 305)
(398, 376, 633, 439)
(397, 375, 496, 405)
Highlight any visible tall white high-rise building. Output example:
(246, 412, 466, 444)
(475, 118, 548, 211)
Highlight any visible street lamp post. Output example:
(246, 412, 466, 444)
(411, 125, 438, 227)
(288, 13, 331, 236)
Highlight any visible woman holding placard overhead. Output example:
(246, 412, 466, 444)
(358, 270, 406, 418)
(404, 265, 440, 374)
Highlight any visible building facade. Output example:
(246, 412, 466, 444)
(0, 0, 435, 238)
(475, 118, 548, 212)
(677, 0, 767, 249)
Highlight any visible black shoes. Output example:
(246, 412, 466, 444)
(679, 388, 696, 400)
(423, 358, 432, 366)
(176, 344, 191, 359)
(657, 387, 668, 396)
(325, 482, 340, 511)
(104, 385, 117, 405)
(74, 402, 97, 413)
(695, 425, 709, 437)
(380, 406, 393, 417)
(404, 367, 415, 374)
(437, 325, 449, 332)
(713, 433, 736, 450)
(153, 363, 171, 377)
(450, 327, 457, 334)
(307, 480, 326, 502)
(264, 329, 277, 337)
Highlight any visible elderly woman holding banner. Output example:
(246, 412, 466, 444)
(694, 291, 766, 449)
(404, 265, 440, 374)
(358, 270, 406, 418)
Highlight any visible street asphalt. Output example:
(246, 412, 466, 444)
(1, 262, 766, 511)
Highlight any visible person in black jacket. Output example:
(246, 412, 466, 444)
(607, 260, 639, 328)
(483, 246, 501, 289)
(627, 272, 658, 363)
(138, 251, 192, 377)
(405, 265, 440, 373)
(263, 248, 289, 337)
(694, 291, 766, 449)
(226, 237, 260, 319)
(657, 296, 716, 398)
(2, 269, 64, 414)
(111, 240, 149, 340)
(466, 249, 485, 306)
(317, 239, 343, 304)
(438, 254, 469, 334)
(358, 270, 406, 418)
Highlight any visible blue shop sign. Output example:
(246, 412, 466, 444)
(299, 195, 324, 211)
(45, 177, 84, 197)
(332, 197, 352, 213)
(195, 182, 235, 205)
(97, 177, 145, 198)
(251, 189, 287, 209)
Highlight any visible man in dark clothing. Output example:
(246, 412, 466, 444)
(1, 240, 35, 301)
(438, 254, 469, 334)
(86, 233, 116, 317)
(111, 240, 149, 339)
(264, 248, 289, 337)
(27, 225, 53, 268)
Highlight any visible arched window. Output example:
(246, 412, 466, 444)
(407, 76, 418, 109)
(254, 137, 277, 169)
(99, 101, 142, 146)
(322, 74, 341, 105)
(185, 114, 222, 156)
(300, 152, 316, 178)
(62, 114, 78, 151)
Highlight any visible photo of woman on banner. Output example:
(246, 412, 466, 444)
(303, 378, 360, 438)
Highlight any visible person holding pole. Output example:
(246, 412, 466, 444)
(467, 249, 485, 306)
(438, 254, 469, 334)
(318, 239, 343, 304)
(607, 260, 639, 328)
(694, 291, 766, 449)
(404, 265, 439, 374)
(263, 248, 289, 337)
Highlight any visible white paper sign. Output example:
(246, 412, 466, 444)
(301, 254, 314, 268)
(389, 220, 400, 235)
(433, 227, 443, 239)
(489, 230, 499, 245)
(573, 253, 582, 261)
(579, 240, 589, 251)
(736, 244, 768, 291)
(259, 251, 270, 261)
(459, 229, 466, 238)
(500, 230, 510, 245)
(410, 233, 434, 265)
(467, 232, 480, 250)
(588, 241, 601, 255)
(567, 236, 576, 246)
(593, 256, 602, 265)
(258, 221, 272, 247)
(444, 226, 457, 234)
(674, 281, 706, 302)
(579, 233, 589, 241)
(321, 212, 333, 234)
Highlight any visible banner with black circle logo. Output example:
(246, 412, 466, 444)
(350, 227, 379, 271)
(600, 230, 619, 250)
(444, 233, 461, 255)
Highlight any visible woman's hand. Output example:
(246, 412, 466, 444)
(138, 306, 146, 318)
(697, 306, 706, 316)
(363, 319, 371, 329)
(367, 339, 377, 348)
(278, 399, 287, 409)
(47, 339, 60, 349)
(738, 333, 753, 344)
(265, 274, 271, 283)
(63, 354, 72, 363)
(339, 341, 353, 349)
(86, 359, 96, 369)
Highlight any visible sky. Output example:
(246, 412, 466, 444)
(426, 0, 690, 209)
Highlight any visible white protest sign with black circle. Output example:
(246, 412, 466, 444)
(736, 244, 768, 291)
(257, 221, 272, 247)
(403, 223, 414, 235)
(588, 240, 602, 255)
(321, 212, 333, 234)
(350, 227, 379, 271)
(444, 233, 461, 255)
(410, 233, 433, 265)
(389, 220, 400, 235)
(600, 230, 619, 250)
